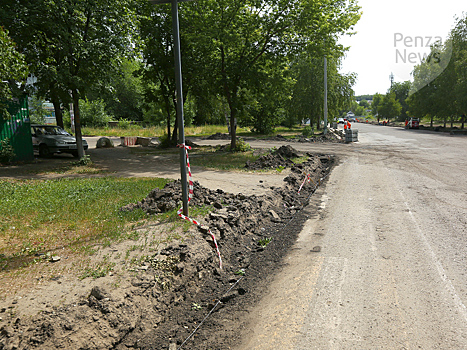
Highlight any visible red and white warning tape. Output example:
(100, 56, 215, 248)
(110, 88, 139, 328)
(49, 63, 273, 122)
(177, 144, 223, 269)
(298, 173, 320, 194)
(298, 173, 311, 194)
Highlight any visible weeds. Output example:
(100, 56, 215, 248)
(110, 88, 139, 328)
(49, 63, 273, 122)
(258, 237, 272, 247)
(0, 138, 15, 164)
(79, 262, 115, 279)
(71, 155, 92, 166)
(276, 165, 285, 173)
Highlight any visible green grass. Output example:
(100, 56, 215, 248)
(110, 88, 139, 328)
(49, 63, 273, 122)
(0, 177, 169, 258)
(80, 124, 230, 138)
(78, 124, 314, 139)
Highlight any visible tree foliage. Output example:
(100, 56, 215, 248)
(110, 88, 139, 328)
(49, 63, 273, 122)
(408, 14, 467, 128)
(2, 0, 362, 145)
(371, 93, 383, 121)
(0, 27, 28, 118)
(1, 0, 138, 156)
(378, 91, 401, 122)
(389, 81, 411, 121)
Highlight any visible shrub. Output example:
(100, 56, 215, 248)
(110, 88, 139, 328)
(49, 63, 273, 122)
(117, 118, 131, 129)
(79, 98, 112, 127)
(0, 138, 15, 164)
(302, 125, 314, 137)
(158, 133, 176, 148)
(221, 137, 251, 153)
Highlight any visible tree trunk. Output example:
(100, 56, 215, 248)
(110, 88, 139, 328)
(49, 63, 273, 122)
(430, 115, 434, 128)
(71, 89, 85, 159)
(171, 97, 178, 145)
(230, 108, 237, 151)
(51, 94, 64, 128)
(164, 99, 171, 140)
(462, 115, 465, 129)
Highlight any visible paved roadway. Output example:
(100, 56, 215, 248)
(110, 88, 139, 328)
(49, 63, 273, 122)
(233, 124, 467, 349)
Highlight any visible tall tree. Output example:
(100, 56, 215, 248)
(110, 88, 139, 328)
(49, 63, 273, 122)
(2, 0, 137, 157)
(186, 0, 360, 149)
(371, 93, 383, 122)
(286, 52, 355, 128)
(138, 3, 186, 144)
(378, 91, 401, 122)
(389, 81, 411, 121)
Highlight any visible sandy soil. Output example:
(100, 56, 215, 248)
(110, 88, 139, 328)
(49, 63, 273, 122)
(1, 145, 288, 195)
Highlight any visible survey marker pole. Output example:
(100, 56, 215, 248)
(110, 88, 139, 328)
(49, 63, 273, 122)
(149, 0, 194, 216)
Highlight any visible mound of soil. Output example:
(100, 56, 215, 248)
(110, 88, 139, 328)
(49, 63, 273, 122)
(0, 154, 335, 350)
(245, 145, 300, 170)
(205, 133, 231, 140)
(266, 130, 345, 143)
(273, 145, 300, 159)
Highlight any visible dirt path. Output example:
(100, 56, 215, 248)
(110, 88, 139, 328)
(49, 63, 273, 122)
(0, 145, 288, 196)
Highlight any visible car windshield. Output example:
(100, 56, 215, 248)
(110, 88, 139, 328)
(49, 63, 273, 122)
(37, 126, 71, 136)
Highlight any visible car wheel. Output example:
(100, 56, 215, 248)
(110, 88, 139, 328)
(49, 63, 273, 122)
(39, 144, 52, 158)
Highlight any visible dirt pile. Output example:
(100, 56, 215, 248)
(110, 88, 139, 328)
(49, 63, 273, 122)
(205, 133, 230, 140)
(0, 154, 335, 350)
(266, 130, 345, 143)
(245, 145, 300, 170)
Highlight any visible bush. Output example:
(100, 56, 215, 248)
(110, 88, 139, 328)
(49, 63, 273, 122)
(117, 118, 131, 129)
(302, 125, 314, 137)
(79, 98, 112, 127)
(158, 133, 177, 148)
(221, 137, 251, 153)
(0, 138, 16, 164)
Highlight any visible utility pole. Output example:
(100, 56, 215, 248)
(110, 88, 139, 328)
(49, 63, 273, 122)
(149, 0, 195, 216)
(324, 55, 328, 135)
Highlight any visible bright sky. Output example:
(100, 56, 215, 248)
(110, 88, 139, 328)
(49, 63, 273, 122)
(339, 0, 466, 96)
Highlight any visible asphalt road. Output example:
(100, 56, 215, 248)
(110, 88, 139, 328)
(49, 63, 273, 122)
(235, 124, 467, 349)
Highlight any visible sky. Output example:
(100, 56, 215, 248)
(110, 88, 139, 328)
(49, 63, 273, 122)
(339, 0, 466, 96)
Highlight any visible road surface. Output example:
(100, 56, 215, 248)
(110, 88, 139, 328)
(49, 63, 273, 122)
(235, 124, 467, 349)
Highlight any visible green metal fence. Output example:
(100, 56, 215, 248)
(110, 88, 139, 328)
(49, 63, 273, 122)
(0, 94, 34, 162)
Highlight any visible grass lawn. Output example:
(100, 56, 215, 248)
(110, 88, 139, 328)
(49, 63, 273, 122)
(81, 124, 232, 138)
(0, 177, 169, 266)
(79, 124, 311, 138)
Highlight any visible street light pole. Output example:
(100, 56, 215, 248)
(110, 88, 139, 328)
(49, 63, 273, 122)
(170, 0, 189, 217)
(149, 0, 194, 216)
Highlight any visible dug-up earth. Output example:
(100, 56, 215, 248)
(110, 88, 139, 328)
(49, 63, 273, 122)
(0, 145, 336, 350)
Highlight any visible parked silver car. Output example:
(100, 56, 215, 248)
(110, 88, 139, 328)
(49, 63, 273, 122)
(31, 124, 88, 158)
